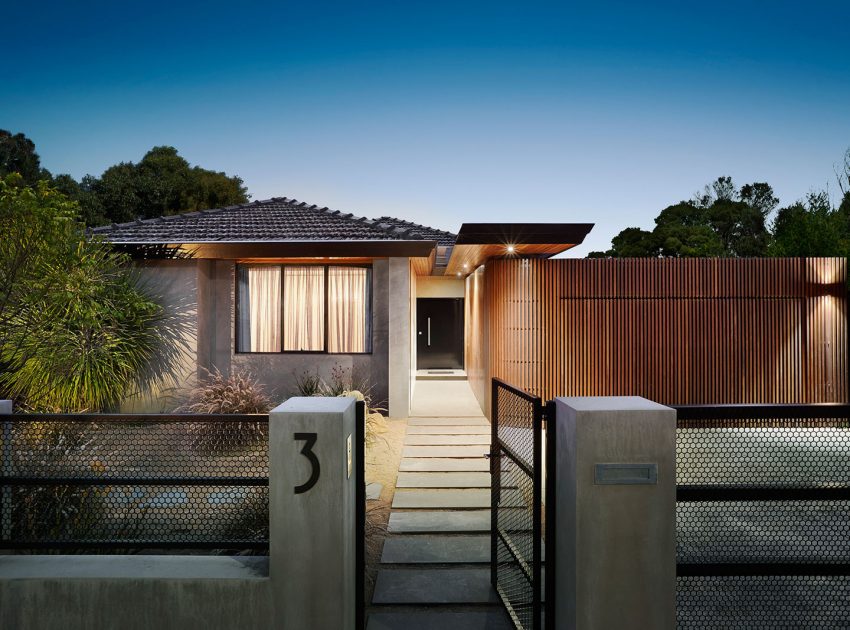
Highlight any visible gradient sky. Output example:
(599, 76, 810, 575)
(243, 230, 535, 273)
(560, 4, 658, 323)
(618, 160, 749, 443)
(3, 1, 849, 254)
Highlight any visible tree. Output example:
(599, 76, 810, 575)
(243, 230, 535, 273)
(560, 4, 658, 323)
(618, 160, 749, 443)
(591, 177, 773, 258)
(769, 191, 842, 258)
(0, 175, 189, 411)
(0, 130, 50, 186)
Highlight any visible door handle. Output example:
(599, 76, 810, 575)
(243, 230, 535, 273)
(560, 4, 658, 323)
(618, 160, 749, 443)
(427, 317, 431, 346)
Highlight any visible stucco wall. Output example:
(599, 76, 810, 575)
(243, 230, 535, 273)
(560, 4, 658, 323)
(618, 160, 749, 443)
(122, 260, 199, 412)
(416, 276, 464, 298)
(197, 260, 391, 408)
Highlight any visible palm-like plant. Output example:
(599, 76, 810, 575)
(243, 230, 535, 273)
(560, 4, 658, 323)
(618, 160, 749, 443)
(0, 175, 189, 411)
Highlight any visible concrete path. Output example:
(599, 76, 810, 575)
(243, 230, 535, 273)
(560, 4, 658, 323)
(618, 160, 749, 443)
(368, 379, 510, 630)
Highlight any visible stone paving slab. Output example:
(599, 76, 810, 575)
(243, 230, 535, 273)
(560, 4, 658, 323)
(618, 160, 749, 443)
(400, 458, 489, 472)
(404, 434, 491, 446)
(372, 569, 499, 604)
(406, 426, 491, 435)
(388, 510, 491, 533)
(396, 472, 491, 488)
(366, 482, 383, 500)
(380, 535, 490, 564)
(403, 445, 490, 458)
(367, 611, 511, 630)
(408, 417, 489, 426)
(392, 489, 491, 509)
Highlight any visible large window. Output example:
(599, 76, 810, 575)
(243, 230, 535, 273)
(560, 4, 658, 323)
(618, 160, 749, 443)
(237, 264, 372, 353)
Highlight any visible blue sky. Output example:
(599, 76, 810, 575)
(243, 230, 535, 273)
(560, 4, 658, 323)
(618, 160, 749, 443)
(3, 1, 849, 254)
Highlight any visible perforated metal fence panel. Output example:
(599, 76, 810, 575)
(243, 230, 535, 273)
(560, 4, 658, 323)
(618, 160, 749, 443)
(491, 379, 544, 630)
(0, 414, 269, 552)
(674, 405, 850, 629)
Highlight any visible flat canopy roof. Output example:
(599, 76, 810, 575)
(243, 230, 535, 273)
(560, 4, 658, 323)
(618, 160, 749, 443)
(454, 223, 594, 245)
(445, 222, 594, 276)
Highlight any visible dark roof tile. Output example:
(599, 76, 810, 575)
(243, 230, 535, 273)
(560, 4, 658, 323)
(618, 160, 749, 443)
(90, 197, 458, 246)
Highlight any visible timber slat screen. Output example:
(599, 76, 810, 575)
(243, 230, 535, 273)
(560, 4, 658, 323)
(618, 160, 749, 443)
(674, 404, 850, 629)
(476, 258, 847, 408)
(0, 413, 269, 552)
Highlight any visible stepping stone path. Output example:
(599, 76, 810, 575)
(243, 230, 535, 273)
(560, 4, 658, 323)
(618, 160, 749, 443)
(368, 387, 511, 629)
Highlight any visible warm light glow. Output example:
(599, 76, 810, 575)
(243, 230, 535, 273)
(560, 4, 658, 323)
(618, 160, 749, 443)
(506, 245, 515, 253)
(457, 272, 462, 277)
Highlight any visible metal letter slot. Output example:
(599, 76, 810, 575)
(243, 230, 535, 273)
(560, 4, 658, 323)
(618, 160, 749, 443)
(594, 463, 658, 485)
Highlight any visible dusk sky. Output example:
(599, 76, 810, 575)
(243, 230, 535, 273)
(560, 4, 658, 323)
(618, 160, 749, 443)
(3, 1, 849, 255)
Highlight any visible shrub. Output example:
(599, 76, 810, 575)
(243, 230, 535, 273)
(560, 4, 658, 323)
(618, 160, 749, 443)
(0, 176, 191, 412)
(179, 369, 270, 453)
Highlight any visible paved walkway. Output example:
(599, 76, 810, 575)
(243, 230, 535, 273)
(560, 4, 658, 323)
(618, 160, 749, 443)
(367, 380, 511, 630)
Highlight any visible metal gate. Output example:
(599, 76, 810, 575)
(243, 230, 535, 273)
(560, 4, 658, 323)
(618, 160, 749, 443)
(490, 378, 552, 630)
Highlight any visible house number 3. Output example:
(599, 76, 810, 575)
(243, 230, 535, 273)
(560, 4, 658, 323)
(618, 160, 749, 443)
(294, 432, 320, 494)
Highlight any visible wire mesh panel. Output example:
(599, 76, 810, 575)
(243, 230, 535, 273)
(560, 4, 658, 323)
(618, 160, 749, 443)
(674, 405, 850, 629)
(491, 379, 544, 630)
(0, 414, 269, 552)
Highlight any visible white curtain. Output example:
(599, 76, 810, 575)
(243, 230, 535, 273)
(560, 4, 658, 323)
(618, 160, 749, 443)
(247, 266, 281, 352)
(328, 267, 369, 353)
(284, 266, 325, 351)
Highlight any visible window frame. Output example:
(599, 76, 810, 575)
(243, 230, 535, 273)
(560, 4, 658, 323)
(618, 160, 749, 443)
(235, 263, 373, 355)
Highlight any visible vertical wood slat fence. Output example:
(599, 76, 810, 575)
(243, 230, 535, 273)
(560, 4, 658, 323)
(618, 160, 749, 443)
(470, 257, 847, 409)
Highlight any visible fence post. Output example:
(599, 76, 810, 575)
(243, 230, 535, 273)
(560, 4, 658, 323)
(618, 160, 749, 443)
(552, 396, 676, 630)
(1, 400, 11, 543)
(269, 396, 357, 630)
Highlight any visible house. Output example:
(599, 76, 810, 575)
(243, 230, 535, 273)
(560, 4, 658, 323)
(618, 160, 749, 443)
(93, 197, 848, 415)
(92, 197, 593, 416)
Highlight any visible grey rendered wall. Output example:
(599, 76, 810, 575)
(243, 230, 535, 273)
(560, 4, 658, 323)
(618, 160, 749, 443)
(197, 260, 391, 408)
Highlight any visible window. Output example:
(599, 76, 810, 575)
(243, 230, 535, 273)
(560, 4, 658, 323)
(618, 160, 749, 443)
(237, 264, 371, 353)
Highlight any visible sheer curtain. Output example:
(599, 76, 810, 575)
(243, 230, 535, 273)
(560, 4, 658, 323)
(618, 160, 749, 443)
(328, 267, 370, 353)
(237, 265, 281, 352)
(283, 266, 325, 351)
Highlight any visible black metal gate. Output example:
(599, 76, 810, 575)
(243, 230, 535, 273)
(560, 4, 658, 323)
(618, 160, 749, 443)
(490, 378, 552, 630)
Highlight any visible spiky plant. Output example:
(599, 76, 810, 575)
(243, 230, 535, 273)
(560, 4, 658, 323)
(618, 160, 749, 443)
(179, 369, 271, 453)
(0, 177, 190, 412)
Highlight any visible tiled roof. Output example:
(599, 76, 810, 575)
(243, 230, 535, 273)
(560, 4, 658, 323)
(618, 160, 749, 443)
(90, 197, 456, 244)
(373, 216, 457, 247)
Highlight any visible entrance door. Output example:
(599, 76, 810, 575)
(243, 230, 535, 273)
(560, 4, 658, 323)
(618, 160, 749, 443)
(416, 298, 464, 369)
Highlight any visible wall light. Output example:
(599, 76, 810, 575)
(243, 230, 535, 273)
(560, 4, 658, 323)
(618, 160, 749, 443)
(506, 245, 515, 253)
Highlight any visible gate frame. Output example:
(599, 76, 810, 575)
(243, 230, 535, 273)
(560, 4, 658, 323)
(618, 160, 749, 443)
(490, 378, 554, 630)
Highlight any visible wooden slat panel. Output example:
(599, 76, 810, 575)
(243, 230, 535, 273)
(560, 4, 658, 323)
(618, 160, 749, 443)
(468, 257, 847, 410)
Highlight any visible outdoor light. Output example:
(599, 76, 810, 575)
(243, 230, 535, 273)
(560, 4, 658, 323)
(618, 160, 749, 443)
(506, 245, 515, 253)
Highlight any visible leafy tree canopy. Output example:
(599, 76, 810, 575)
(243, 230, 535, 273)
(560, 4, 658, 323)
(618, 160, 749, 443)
(590, 177, 773, 258)
(0, 131, 249, 226)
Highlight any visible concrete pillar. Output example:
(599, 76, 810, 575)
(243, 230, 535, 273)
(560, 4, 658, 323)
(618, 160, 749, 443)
(553, 396, 676, 630)
(270, 397, 356, 630)
(387, 257, 411, 418)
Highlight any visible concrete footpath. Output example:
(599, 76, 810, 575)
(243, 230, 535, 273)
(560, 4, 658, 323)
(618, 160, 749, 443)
(367, 380, 511, 630)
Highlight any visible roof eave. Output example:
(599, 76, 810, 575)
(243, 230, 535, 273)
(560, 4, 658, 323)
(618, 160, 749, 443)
(107, 239, 438, 259)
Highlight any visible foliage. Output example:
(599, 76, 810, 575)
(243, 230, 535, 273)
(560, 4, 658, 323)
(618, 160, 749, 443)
(0, 176, 190, 411)
(0, 130, 249, 226)
(591, 177, 773, 258)
(292, 364, 387, 444)
(71, 146, 249, 226)
(769, 192, 844, 257)
(0, 129, 51, 186)
(179, 369, 271, 453)
(222, 489, 269, 543)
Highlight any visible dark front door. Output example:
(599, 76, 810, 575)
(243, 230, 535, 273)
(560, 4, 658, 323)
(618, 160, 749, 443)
(416, 298, 464, 369)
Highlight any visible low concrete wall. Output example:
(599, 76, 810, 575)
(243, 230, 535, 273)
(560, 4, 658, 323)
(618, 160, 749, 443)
(0, 557, 271, 630)
(0, 397, 357, 630)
